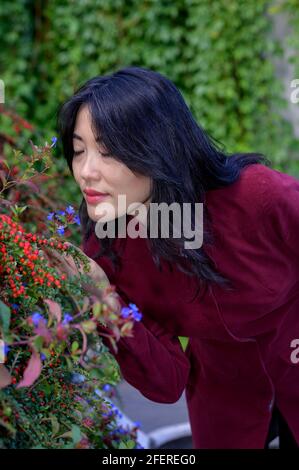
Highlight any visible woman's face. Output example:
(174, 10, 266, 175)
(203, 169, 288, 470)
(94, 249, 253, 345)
(72, 105, 152, 223)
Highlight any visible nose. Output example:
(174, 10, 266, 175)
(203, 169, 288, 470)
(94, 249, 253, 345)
(80, 150, 102, 181)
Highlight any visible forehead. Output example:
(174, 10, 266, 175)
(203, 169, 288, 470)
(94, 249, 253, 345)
(74, 104, 90, 126)
(73, 106, 99, 142)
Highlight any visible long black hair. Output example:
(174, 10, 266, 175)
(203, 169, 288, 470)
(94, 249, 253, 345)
(57, 66, 271, 300)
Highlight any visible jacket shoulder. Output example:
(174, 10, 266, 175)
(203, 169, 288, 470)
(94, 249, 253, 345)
(206, 163, 276, 234)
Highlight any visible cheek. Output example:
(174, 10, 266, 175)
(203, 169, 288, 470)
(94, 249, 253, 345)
(72, 161, 80, 183)
(104, 163, 151, 203)
(129, 177, 151, 199)
(105, 165, 127, 185)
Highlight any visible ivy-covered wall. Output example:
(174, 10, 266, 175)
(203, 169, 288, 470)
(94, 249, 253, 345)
(1, 0, 298, 174)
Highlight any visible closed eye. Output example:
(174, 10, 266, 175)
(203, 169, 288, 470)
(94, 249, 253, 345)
(101, 151, 113, 157)
(73, 150, 113, 158)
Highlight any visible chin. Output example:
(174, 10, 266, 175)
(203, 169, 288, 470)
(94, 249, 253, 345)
(87, 208, 115, 224)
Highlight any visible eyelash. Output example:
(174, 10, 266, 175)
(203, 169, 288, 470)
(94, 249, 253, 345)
(73, 150, 112, 158)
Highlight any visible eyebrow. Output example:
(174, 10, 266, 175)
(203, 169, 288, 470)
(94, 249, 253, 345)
(73, 133, 83, 141)
(73, 132, 101, 142)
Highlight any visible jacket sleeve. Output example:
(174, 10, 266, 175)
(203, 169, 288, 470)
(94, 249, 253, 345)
(97, 294, 191, 404)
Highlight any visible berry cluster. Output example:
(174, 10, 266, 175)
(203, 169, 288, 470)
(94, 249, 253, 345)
(0, 214, 68, 299)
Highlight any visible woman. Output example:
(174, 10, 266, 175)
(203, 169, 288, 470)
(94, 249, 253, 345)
(56, 66, 299, 449)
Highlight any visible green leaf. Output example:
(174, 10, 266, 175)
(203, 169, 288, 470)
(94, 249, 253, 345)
(50, 415, 60, 436)
(178, 336, 189, 352)
(65, 356, 73, 371)
(90, 368, 104, 380)
(42, 382, 53, 396)
(92, 302, 102, 318)
(0, 300, 11, 335)
(126, 440, 136, 449)
(33, 336, 44, 351)
(81, 320, 97, 334)
(71, 424, 81, 444)
(118, 440, 136, 449)
(33, 159, 46, 173)
(71, 341, 79, 353)
(118, 441, 128, 449)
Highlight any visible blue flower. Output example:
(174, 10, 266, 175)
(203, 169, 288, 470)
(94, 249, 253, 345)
(62, 313, 73, 325)
(11, 303, 20, 310)
(57, 210, 66, 216)
(4, 345, 10, 355)
(56, 226, 65, 236)
(120, 307, 131, 318)
(129, 304, 143, 321)
(74, 214, 81, 226)
(47, 212, 55, 221)
(40, 353, 46, 361)
(50, 136, 57, 148)
(72, 373, 85, 384)
(132, 311, 142, 322)
(121, 304, 143, 321)
(31, 312, 46, 327)
(103, 384, 111, 392)
(128, 303, 139, 311)
(65, 205, 75, 215)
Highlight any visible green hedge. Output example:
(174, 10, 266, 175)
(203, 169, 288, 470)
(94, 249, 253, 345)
(1, 0, 298, 175)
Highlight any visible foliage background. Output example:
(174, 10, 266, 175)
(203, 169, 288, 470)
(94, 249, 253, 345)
(1, 0, 299, 190)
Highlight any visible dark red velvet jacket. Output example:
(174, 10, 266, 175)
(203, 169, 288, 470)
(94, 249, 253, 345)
(82, 163, 299, 448)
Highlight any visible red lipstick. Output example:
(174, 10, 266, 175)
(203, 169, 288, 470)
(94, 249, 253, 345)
(83, 188, 109, 205)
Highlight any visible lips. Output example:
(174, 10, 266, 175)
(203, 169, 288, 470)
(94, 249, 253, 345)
(83, 189, 108, 196)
